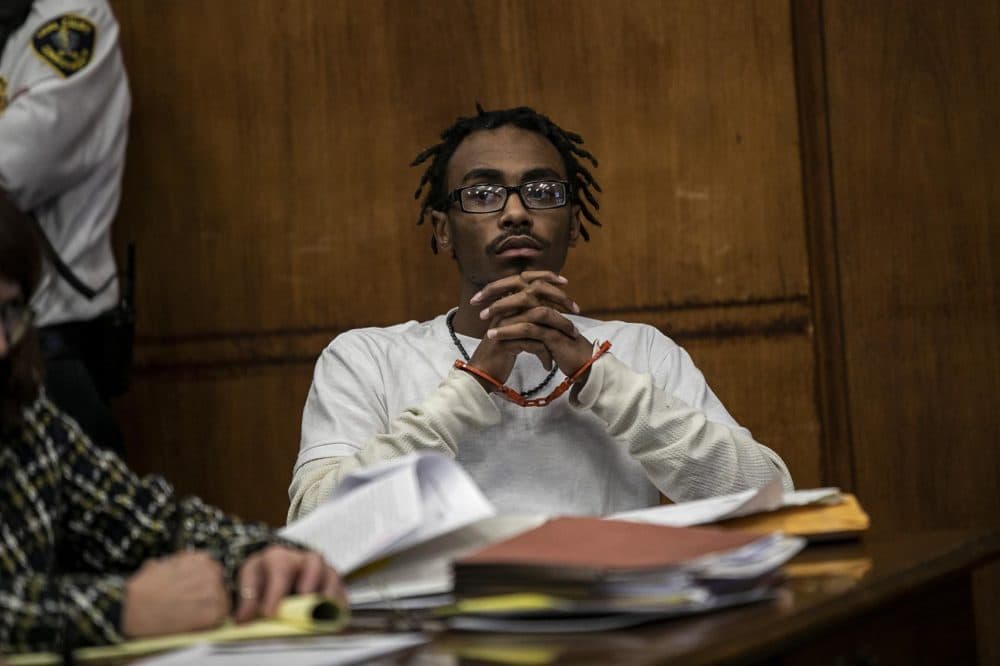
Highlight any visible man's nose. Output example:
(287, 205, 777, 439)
(499, 190, 532, 228)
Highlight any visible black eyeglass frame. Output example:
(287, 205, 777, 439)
(0, 300, 34, 349)
(447, 180, 572, 214)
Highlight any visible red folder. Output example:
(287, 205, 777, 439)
(457, 516, 764, 571)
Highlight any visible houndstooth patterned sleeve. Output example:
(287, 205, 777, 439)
(0, 395, 289, 654)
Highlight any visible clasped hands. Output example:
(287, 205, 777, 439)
(467, 271, 596, 394)
(121, 545, 344, 638)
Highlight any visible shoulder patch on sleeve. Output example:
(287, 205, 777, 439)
(32, 14, 97, 77)
(0, 77, 8, 114)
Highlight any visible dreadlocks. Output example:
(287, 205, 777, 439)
(411, 104, 602, 253)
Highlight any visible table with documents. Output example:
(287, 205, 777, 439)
(6, 454, 996, 665)
(421, 528, 999, 664)
(39, 529, 997, 665)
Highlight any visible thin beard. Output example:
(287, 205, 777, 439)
(461, 260, 533, 293)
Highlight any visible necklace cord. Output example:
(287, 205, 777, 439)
(454, 341, 612, 408)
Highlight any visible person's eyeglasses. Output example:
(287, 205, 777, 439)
(1, 300, 34, 348)
(448, 180, 570, 214)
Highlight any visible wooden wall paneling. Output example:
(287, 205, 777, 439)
(111, 0, 810, 331)
(117, 367, 312, 528)
(789, 0, 855, 491)
(558, 0, 811, 314)
(823, 0, 1000, 534)
(822, 1, 1000, 661)
(108, 0, 821, 531)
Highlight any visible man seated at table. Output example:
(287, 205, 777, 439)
(288, 105, 792, 521)
(0, 197, 345, 655)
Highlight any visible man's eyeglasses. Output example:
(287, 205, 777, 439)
(448, 180, 570, 214)
(1, 300, 34, 348)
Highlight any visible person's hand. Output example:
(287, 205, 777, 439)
(468, 271, 594, 388)
(121, 551, 230, 638)
(233, 545, 345, 623)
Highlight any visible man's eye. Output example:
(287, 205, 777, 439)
(469, 187, 502, 203)
(525, 183, 562, 203)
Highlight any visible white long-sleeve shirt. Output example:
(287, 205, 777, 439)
(0, 0, 130, 325)
(289, 311, 792, 521)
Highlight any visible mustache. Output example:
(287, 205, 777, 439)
(486, 231, 550, 255)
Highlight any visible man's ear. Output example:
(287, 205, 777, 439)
(568, 205, 581, 247)
(431, 210, 451, 250)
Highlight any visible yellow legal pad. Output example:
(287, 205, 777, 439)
(6, 593, 348, 665)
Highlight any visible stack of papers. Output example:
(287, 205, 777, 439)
(444, 516, 804, 632)
(280, 453, 548, 610)
(277, 457, 858, 632)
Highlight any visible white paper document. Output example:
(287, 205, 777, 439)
(280, 452, 496, 574)
(134, 633, 428, 666)
(348, 514, 547, 605)
(690, 533, 807, 579)
(610, 476, 841, 527)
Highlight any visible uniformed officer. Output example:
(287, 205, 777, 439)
(0, 0, 131, 454)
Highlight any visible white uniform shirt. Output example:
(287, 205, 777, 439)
(296, 312, 791, 516)
(0, 0, 130, 326)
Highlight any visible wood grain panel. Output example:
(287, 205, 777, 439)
(824, 0, 1000, 533)
(790, 0, 855, 492)
(130, 296, 810, 373)
(117, 367, 312, 528)
(823, 2, 1000, 661)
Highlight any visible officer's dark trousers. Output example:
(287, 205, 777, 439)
(39, 320, 126, 457)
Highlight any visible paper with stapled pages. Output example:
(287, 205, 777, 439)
(280, 452, 496, 574)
